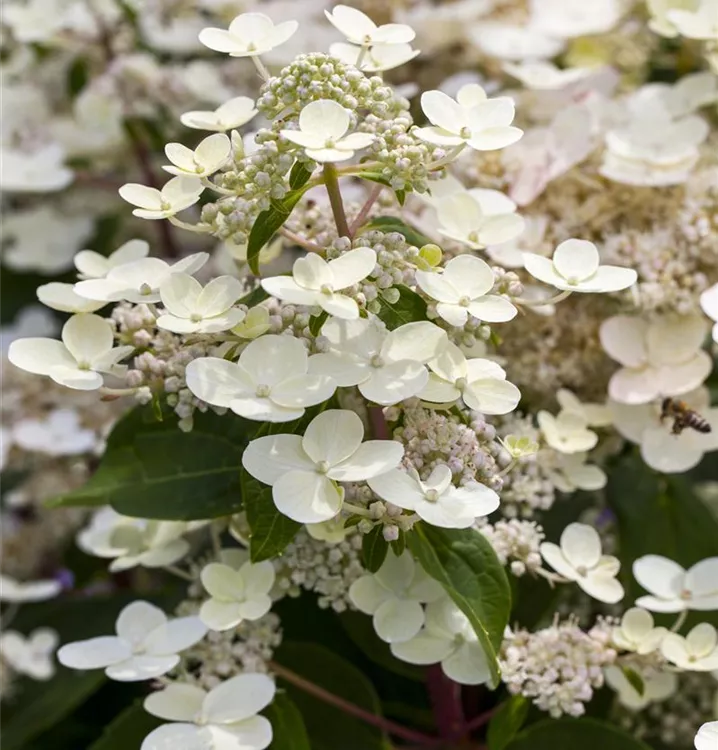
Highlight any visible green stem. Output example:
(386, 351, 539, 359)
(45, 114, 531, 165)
(323, 162, 350, 238)
(342, 502, 372, 518)
(670, 610, 687, 633)
(251, 55, 270, 81)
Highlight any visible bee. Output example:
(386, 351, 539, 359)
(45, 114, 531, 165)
(660, 398, 712, 436)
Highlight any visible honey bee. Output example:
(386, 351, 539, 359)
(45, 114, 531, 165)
(660, 398, 712, 436)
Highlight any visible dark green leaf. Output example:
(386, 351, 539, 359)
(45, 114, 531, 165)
(395, 189, 406, 206)
(87, 701, 162, 750)
(67, 57, 89, 96)
(355, 172, 392, 188)
(242, 467, 300, 562)
(289, 161, 315, 191)
(505, 717, 652, 750)
(52, 407, 251, 520)
(376, 286, 428, 330)
(408, 523, 511, 687)
(274, 642, 387, 750)
(362, 526, 389, 572)
(267, 693, 311, 750)
(239, 285, 270, 307)
(391, 529, 406, 556)
(363, 216, 431, 249)
(309, 310, 329, 337)
(622, 667, 645, 697)
(487, 696, 529, 750)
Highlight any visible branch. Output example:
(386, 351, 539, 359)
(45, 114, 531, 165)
(349, 183, 383, 238)
(323, 162, 350, 238)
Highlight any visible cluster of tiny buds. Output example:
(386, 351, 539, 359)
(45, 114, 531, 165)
(477, 518, 546, 576)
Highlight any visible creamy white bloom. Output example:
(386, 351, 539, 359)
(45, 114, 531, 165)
(58, 600, 207, 681)
(142, 674, 275, 750)
(349, 551, 443, 643)
(661, 623, 718, 671)
(8, 313, 133, 391)
(0, 574, 61, 603)
(434, 190, 525, 250)
(612, 608, 668, 654)
(633, 555, 718, 613)
(0, 144, 73, 192)
(180, 97, 258, 132)
(232, 306, 272, 339)
(700, 283, 718, 343)
(543, 451, 607, 493)
(157, 273, 245, 334)
(556, 388, 612, 428)
(200, 549, 275, 631)
(74, 239, 150, 280)
(163, 134, 231, 177)
(0, 629, 58, 681)
(37, 283, 105, 314)
(329, 42, 420, 72)
(523, 239, 637, 294)
(306, 518, 350, 544)
(391, 598, 491, 685)
(470, 23, 565, 61)
(74, 253, 209, 304)
(604, 665, 677, 710)
(420, 342, 521, 415)
(647, 0, 698, 36)
(537, 410, 598, 454)
(186, 335, 335, 422)
(199, 13, 298, 56)
(414, 84, 523, 151)
(529, 0, 623, 37)
(368, 465, 499, 529)
(242, 409, 404, 523)
(486, 215, 548, 268)
(609, 389, 718, 473)
(695, 721, 718, 750)
(540, 523, 624, 603)
(308, 317, 447, 405)
(119, 176, 204, 220)
(666, 0, 718, 39)
(77, 508, 196, 573)
(600, 315, 712, 405)
(261, 248, 376, 319)
(280, 100, 375, 163)
(325, 5, 415, 45)
(417, 255, 517, 328)
(503, 61, 597, 90)
(13, 408, 96, 456)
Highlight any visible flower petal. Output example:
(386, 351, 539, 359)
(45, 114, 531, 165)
(293, 253, 332, 290)
(381, 322, 447, 365)
(37, 283, 106, 313)
(328, 247, 377, 289)
(442, 641, 491, 685)
(633, 555, 685, 601)
(62, 314, 113, 364)
(462, 378, 520, 415)
(261, 276, 320, 306)
(467, 296, 517, 323)
(307, 352, 371, 387)
(368, 469, 426, 511)
(560, 523, 602, 569)
(359, 361, 428, 405)
(143, 616, 207, 656)
(242, 434, 313, 485)
(240, 335, 309, 387)
(144, 683, 206, 721)
(8, 338, 75, 376)
(302, 409, 364, 466)
(391, 633, 454, 665)
(349, 575, 393, 614)
(581, 573, 624, 604)
(141, 724, 206, 750)
(159, 273, 203, 318)
(329, 440, 404, 482)
(106, 654, 179, 681)
(421, 90, 465, 134)
(552, 239, 599, 282)
(599, 316, 648, 368)
(273, 470, 343, 523)
(299, 99, 350, 140)
(185, 358, 254, 408)
(374, 599, 425, 643)
(539, 543, 579, 581)
(201, 563, 245, 600)
(199, 599, 245, 631)
(685, 558, 718, 599)
(57, 636, 131, 670)
(204, 672, 276, 723)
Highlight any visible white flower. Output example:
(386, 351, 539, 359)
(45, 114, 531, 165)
(414, 84, 523, 151)
(57, 600, 207, 681)
(261, 248, 376, 319)
(523, 239, 637, 294)
(469, 23, 565, 61)
(329, 42, 420, 72)
(417, 254, 517, 326)
(163, 134, 231, 177)
(36, 283, 107, 314)
(305, 518, 350, 544)
(612, 608, 668, 654)
(232, 306, 272, 339)
(537, 410, 598, 454)
(0, 574, 61, 603)
(503, 61, 597, 90)
(529, 0, 623, 38)
(633, 555, 718, 613)
(199, 13, 298, 56)
(540, 523, 624, 603)
(0, 144, 73, 192)
(695, 721, 718, 750)
(600, 315, 712, 405)
(666, 0, 718, 39)
(556, 388, 612, 428)
(0, 629, 59, 680)
(119, 176, 204, 220)
(604, 665, 677, 710)
(77, 508, 197, 573)
(199, 550, 275, 631)
(157, 273, 245, 334)
(391, 598, 491, 685)
(8, 313, 134, 391)
(74, 239, 150, 280)
(180, 97, 258, 132)
(368, 465, 499, 529)
(242, 409, 404, 523)
(74, 253, 209, 304)
(543, 451, 607, 493)
(349, 551, 443, 643)
(186, 335, 335, 422)
(661, 623, 718, 671)
(486, 215, 548, 268)
(12, 409, 96, 456)
(609, 389, 718, 473)
(142, 674, 275, 750)
(499, 435, 539, 459)
(325, 5, 415, 45)
(420, 342, 521, 415)
(700, 283, 718, 343)
(308, 318, 447, 406)
(280, 100, 375, 163)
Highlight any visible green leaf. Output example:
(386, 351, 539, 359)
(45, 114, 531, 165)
(391, 529, 406, 556)
(267, 693, 312, 750)
(52, 406, 251, 520)
(363, 216, 431, 249)
(242, 467, 300, 562)
(239, 285, 270, 307)
(622, 667, 645, 697)
(87, 701, 162, 750)
(504, 717, 653, 750)
(362, 525, 389, 572)
(408, 523, 511, 687)
(376, 286, 428, 330)
(289, 161, 315, 191)
(274, 642, 388, 750)
(309, 310, 329, 337)
(487, 696, 529, 750)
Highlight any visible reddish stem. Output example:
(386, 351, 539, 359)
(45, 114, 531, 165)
(368, 405, 389, 439)
(426, 665, 466, 739)
(349, 182, 383, 238)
